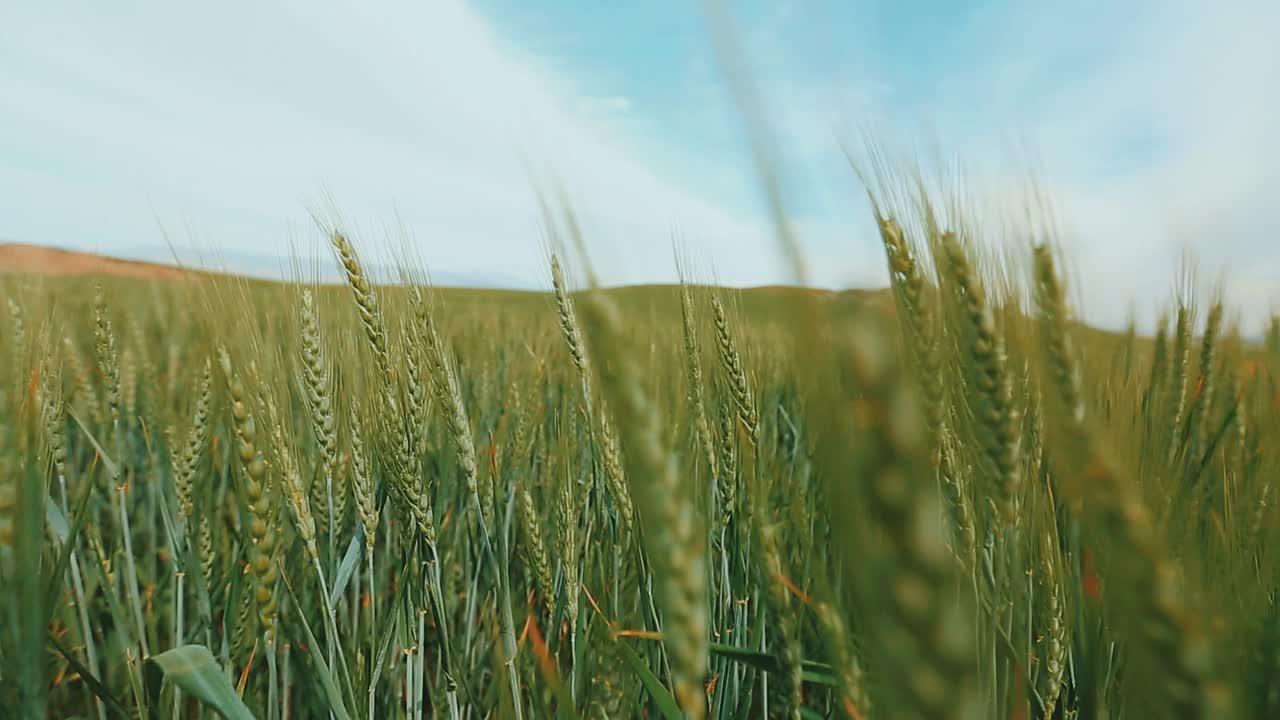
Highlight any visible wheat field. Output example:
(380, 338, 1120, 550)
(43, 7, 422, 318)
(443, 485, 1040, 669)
(2, 189, 1279, 720)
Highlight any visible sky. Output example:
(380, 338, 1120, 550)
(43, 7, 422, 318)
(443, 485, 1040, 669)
(2, 0, 1277, 332)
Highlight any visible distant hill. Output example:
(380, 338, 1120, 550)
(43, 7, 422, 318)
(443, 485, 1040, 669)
(0, 243, 189, 280)
(0, 242, 531, 288)
(0, 244, 902, 322)
(110, 244, 537, 290)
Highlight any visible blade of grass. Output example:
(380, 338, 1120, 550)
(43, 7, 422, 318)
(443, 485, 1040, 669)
(616, 639, 683, 720)
(279, 561, 355, 720)
(49, 634, 131, 718)
(329, 533, 362, 608)
(42, 422, 98, 619)
(144, 645, 254, 720)
(17, 452, 50, 718)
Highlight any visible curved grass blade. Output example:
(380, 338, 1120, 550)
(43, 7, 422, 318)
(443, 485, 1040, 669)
(328, 533, 362, 608)
(143, 645, 254, 720)
(709, 642, 839, 686)
(70, 409, 120, 478)
(49, 633, 131, 718)
(616, 639, 683, 720)
(369, 556, 415, 695)
(42, 419, 99, 619)
(44, 496, 69, 541)
(619, 632, 840, 688)
(16, 451, 50, 717)
(279, 562, 355, 720)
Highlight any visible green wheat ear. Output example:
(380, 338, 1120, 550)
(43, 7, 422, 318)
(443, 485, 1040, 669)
(679, 280, 719, 485)
(1034, 243, 1224, 718)
(219, 346, 280, 642)
(298, 289, 339, 546)
(172, 358, 212, 529)
(939, 231, 1021, 527)
(710, 292, 758, 444)
(549, 252, 634, 535)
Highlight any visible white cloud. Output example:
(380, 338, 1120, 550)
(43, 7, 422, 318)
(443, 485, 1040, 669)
(1016, 0, 1280, 334)
(764, 0, 1280, 332)
(0, 0, 779, 288)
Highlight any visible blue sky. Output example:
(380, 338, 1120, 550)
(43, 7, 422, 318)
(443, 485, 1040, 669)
(2, 0, 1277, 331)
